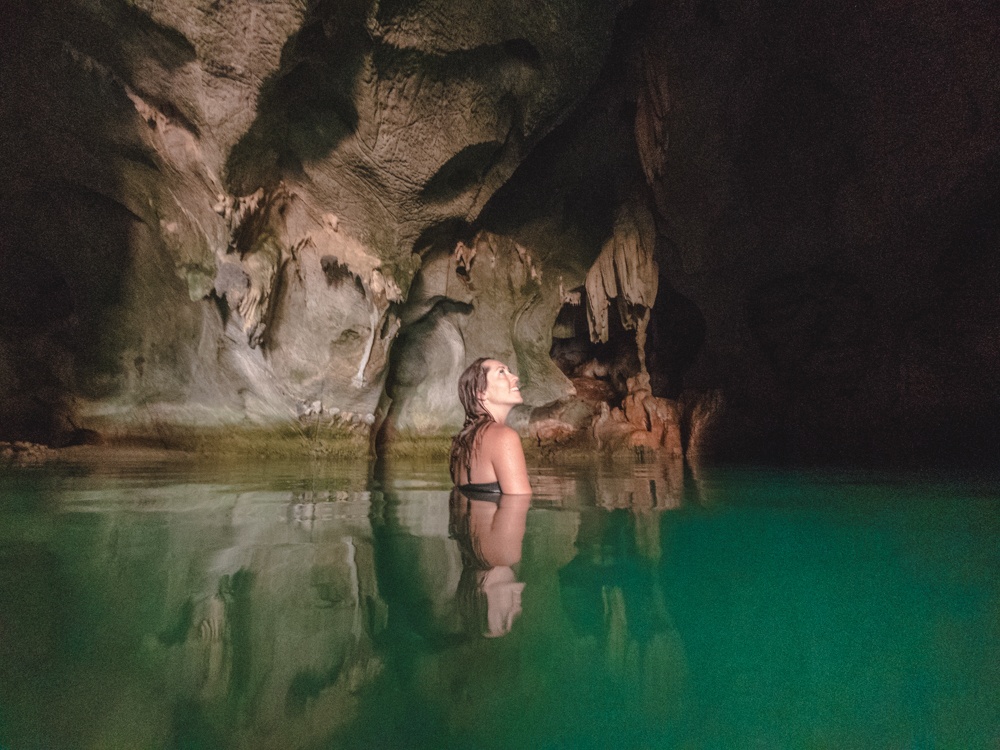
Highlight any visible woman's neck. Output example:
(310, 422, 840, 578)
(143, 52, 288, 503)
(485, 404, 512, 424)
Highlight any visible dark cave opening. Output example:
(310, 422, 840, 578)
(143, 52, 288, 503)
(549, 294, 638, 405)
(0, 186, 138, 445)
(550, 279, 706, 407)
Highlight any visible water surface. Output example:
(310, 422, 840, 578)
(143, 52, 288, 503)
(1, 455, 998, 749)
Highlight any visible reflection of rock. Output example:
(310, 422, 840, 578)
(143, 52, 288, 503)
(196, 594, 225, 643)
(593, 459, 684, 514)
(134, 484, 381, 747)
(370, 483, 466, 649)
(2, 476, 384, 747)
(0, 441, 56, 464)
(526, 473, 580, 509)
(559, 508, 687, 716)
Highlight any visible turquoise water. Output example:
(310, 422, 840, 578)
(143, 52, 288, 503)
(1, 456, 998, 749)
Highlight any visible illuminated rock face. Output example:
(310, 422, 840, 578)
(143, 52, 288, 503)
(2, 0, 1000, 460)
(0, 0, 629, 444)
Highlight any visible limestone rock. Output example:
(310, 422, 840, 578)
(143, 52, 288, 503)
(592, 403, 634, 451)
(3, 0, 999, 462)
(527, 397, 595, 447)
(570, 376, 617, 409)
(0, 0, 629, 443)
(580, 368, 687, 455)
(584, 198, 659, 349)
(378, 229, 576, 438)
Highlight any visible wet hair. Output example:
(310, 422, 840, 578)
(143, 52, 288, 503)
(449, 357, 494, 483)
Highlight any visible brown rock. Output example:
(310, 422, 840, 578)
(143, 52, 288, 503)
(571, 376, 616, 408)
(528, 396, 595, 446)
(592, 403, 634, 450)
(529, 418, 577, 445)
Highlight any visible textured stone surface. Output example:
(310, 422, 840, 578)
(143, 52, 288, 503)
(0, 0, 629, 445)
(2, 0, 999, 461)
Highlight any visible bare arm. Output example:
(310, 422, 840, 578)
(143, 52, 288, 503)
(489, 425, 532, 495)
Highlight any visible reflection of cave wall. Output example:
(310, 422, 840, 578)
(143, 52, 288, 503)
(0, 475, 387, 748)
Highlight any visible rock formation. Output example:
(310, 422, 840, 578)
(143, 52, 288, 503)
(0, 0, 630, 446)
(2, 0, 999, 462)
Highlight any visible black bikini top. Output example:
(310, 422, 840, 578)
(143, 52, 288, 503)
(457, 480, 502, 494)
(457, 481, 503, 503)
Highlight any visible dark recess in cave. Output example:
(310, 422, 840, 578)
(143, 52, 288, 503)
(550, 278, 705, 404)
(411, 218, 478, 259)
(550, 297, 640, 401)
(646, 281, 706, 400)
(0, 186, 137, 445)
(475, 0, 647, 246)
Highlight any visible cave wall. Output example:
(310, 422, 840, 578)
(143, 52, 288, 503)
(377, 41, 650, 441)
(2, 0, 999, 462)
(634, 0, 1000, 461)
(0, 0, 630, 444)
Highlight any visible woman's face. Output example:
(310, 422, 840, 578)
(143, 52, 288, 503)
(481, 360, 523, 407)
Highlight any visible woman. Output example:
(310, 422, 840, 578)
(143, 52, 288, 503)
(449, 358, 532, 495)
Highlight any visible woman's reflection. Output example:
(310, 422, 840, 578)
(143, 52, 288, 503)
(449, 487, 530, 638)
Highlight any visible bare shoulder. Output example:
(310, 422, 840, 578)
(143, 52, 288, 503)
(482, 422, 522, 448)
(483, 423, 531, 494)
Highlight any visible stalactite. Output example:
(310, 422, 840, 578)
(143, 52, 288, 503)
(584, 200, 658, 370)
(214, 187, 293, 349)
(237, 232, 283, 348)
(635, 44, 670, 190)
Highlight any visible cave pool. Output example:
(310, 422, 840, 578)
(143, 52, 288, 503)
(1, 454, 999, 749)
